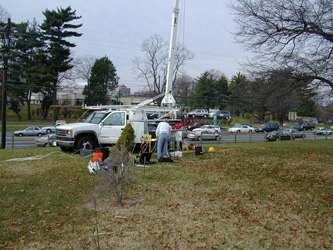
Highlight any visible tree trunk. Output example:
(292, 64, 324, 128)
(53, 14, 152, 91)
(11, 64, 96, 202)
(16, 111, 22, 121)
(52, 81, 58, 121)
(26, 90, 32, 120)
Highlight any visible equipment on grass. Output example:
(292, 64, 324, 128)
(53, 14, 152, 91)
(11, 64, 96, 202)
(208, 147, 215, 152)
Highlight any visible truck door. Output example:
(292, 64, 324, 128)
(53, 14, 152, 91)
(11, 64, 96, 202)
(99, 111, 126, 144)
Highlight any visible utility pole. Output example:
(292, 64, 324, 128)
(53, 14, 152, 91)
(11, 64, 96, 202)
(1, 18, 11, 149)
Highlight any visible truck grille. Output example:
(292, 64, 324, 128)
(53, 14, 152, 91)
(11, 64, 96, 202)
(56, 130, 67, 136)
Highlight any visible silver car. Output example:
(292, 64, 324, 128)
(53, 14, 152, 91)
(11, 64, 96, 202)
(313, 127, 332, 135)
(193, 125, 221, 133)
(35, 134, 57, 147)
(188, 109, 209, 118)
(187, 129, 220, 141)
(228, 124, 255, 133)
(208, 110, 231, 120)
(14, 126, 45, 137)
(283, 128, 305, 138)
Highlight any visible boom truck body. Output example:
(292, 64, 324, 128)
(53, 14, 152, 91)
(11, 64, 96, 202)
(56, 0, 181, 152)
(55, 95, 183, 152)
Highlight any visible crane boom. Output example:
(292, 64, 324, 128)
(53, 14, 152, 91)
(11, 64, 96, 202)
(161, 0, 179, 107)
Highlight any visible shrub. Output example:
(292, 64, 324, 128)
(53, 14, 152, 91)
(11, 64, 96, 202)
(115, 123, 135, 152)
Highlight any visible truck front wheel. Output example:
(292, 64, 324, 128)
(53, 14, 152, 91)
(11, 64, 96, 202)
(76, 136, 96, 151)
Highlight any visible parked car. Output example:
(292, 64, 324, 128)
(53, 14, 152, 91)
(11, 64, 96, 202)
(35, 134, 57, 147)
(234, 123, 253, 127)
(266, 130, 295, 141)
(208, 110, 231, 120)
(313, 127, 332, 135)
(192, 125, 221, 133)
(186, 122, 211, 131)
(288, 125, 303, 131)
(187, 129, 220, 141)
(158, 110, 187, 119)
(228, 124, 255, 133)
(14, 126, 46, 137)
(42, 122, 66, 133)
(255, 123, 279, 133)
(301, 122, 315, 131)
(188, 109, 209, 118)
(283, 128, 306, 138)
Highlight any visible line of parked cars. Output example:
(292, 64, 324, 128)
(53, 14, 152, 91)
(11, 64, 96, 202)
(187, 109, 231, 120)
(185, 119, 332, 142)
(262, 123, 333, 141)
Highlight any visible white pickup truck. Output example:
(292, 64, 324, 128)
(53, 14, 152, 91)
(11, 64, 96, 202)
(56, 109, 149, 152)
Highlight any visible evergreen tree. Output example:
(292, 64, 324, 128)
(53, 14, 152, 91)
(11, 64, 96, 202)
(40, 6, 82, 119)
(215, 74, 229, 110)
(229, 73, 247, 116)
(83, 56, 119, 106)
(191, 71, 229, 110)
(10, 20, 48, 120)
(191, 72, 216, 109)
(297, 87, 317, 117)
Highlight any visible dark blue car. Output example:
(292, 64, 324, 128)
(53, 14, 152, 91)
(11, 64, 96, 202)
(266, 130, 295, 141)
(255, 122, 279, 133)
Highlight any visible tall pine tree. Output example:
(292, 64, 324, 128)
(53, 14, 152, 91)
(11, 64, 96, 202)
(40, 6, 82, 119)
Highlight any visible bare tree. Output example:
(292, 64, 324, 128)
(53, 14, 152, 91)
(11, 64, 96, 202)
(231, 0, 333, 91)
(240, 68, 312, 124)
(0, 5, 10, 22)
(95, 146, 135, 206)
(317, 100, 333, 123)
(173, 73, 195, 106)
(59, 54, 96, 88)
(132, 34, 194, 97)
(73, 54, 97, 82)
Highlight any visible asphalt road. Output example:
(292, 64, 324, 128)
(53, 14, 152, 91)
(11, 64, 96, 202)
(1, 131, 332, 149)
(1, 134, 38, 149)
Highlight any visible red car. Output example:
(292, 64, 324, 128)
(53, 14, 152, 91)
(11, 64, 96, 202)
(172, 123, 184, 130)
(186, 122, 210, 131)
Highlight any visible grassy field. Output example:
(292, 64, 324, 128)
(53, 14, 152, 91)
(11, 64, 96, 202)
(0, 140, 332, 248)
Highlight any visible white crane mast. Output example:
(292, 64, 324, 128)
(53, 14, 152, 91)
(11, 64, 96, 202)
(161, 0, 180, 107)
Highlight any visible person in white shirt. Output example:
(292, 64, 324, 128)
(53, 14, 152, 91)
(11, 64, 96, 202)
(155, 119, 171, 161)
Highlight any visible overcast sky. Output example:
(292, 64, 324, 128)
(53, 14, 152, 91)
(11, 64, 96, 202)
(2, 0, 250, 92)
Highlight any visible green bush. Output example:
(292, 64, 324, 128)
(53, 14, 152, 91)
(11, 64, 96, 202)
(115, 123, 135, 152)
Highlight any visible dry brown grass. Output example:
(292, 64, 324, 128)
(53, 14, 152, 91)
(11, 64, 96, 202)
(0, 140, 332, 248)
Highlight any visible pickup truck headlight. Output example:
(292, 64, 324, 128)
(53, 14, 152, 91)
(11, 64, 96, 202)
(66, 130, 73, 135)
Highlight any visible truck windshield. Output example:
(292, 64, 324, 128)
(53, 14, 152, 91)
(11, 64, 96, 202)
(84, 112, 108, 124)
